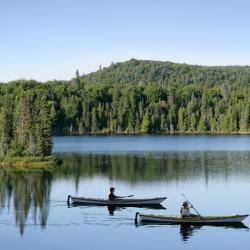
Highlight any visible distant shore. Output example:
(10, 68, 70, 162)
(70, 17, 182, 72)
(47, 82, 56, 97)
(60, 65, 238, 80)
(54, 131, 250, 136)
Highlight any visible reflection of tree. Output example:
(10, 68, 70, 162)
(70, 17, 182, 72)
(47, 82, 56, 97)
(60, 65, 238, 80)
(54, 152, 250, 185)
(0, 170, 52, 235)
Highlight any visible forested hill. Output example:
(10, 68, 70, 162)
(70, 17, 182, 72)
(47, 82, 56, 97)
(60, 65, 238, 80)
(1, 59, 250, 160)
(83, 59, 250, 86)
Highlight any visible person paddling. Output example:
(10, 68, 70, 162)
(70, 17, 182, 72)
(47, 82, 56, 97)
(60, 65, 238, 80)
(108, 187, 133, 200)
(180, 201, 196, 218)
(108, 187, 117, 200)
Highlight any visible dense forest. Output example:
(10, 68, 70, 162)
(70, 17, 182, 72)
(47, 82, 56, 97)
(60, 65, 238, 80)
(0, 83, 53, 158)
(85, 59, 250, 87)
(1, 59, 250, 158)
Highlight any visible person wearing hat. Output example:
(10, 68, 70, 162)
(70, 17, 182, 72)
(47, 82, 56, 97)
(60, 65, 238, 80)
(180, 201, 195, 218)
(108, 187, 127, 200)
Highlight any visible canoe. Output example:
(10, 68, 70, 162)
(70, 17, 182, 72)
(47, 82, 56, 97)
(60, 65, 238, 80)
(136, 213, 249, 224)
(68, 195, 166, 206)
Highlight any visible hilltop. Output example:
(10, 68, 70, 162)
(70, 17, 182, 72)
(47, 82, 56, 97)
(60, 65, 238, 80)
(82, 59, 250, 86)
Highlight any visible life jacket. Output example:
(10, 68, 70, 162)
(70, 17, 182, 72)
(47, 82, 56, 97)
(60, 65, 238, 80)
(180, 207, 191, 216)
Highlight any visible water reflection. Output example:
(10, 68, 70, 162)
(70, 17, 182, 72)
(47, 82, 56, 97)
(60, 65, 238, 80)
(180, 223, 249, 241)
(54, 152, 250, 185)
(137, 222, 248, 241)
(108, 205, 116, 215)
(0, 150, 250, 236)
(107, 204, 166, 216)
(68, 203, 166, 216)
(179, 224, 201, 241)
(0, 169, 52, 235)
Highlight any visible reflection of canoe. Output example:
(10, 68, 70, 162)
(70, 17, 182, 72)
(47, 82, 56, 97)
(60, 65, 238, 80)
(136, 213, 249, 224)
(68, 196, 166, 206)
(107, 204, 166, 215)
(137, 220, 249, 229)
(107, 204, 166, 210)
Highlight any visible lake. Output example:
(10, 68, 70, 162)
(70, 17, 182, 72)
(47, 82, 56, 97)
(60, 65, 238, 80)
(0, 135, 250, 250)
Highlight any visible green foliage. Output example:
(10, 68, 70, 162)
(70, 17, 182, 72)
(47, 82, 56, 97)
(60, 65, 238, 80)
(0, 96, 13, 156)
(84, 59, 250, 87)
(0, 156, 56, 167)
(0, 84, 54, 158)
(1, 59, 250, 157)
(35, 97, 53, 156)
(141, 110, 150, 133)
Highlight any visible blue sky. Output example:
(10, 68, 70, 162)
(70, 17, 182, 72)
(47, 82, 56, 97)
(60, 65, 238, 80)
(1, 0, 250, 82)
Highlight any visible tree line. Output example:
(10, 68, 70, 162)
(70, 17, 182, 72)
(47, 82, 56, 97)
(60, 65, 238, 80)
(1, 59, 250, 157)
(52, 81, 250, 134)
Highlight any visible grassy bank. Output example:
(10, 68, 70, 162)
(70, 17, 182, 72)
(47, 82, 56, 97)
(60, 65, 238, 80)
(0, 156, 59, 169)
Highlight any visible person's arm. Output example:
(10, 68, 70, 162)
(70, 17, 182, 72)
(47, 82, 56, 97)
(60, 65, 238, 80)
(109, 194, 124, 199)
(115, 195, 125, 199)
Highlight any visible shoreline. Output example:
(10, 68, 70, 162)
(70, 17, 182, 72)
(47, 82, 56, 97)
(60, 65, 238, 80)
(53, 131, 250, 136)
(0, 156, 59, 169)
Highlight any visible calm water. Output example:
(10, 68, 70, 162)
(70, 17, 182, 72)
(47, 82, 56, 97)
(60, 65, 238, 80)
(0, 135, 250, 250)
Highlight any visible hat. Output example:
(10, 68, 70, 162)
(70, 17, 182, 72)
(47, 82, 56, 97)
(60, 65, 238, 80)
(110, 187, 115, 191)
(182, 201, 188, 206)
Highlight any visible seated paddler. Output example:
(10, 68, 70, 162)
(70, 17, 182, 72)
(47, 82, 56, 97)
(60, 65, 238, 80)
(108, 187, 126, 200)
(180, 201, 196, 218)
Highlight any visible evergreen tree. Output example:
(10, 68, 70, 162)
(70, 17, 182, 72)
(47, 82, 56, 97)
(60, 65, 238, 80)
(91, 107, 98, 133)
(190, 113, 197, 132)
(0, 97, 13, 156)
(36, 97, 53, 156)
(141, 110, 150, 133)
(76, 70, 80, 83)
(240, 105, 249, 132)
(178, 107, 186, 132)
(12, 92, 34, 155)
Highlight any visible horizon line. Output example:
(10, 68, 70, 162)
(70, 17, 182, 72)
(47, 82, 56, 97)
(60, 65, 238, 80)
(2, 58, 250, 84)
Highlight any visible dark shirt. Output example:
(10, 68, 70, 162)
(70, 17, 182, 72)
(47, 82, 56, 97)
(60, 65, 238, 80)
(109, 193, 117, 200)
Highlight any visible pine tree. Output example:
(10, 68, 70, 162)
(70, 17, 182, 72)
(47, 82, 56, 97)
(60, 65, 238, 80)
(82, 100, 91, 133)
(160, 113, 167, 132)
(141, 110, 150, 133)
(178, 107, 186, 132)
(12, 92, 34, 156)
(240, 105, 249, 132)
(36, 97, 53, 156)
(72, 69, 80, 87)
(198, 118, 207, 132)
(0, 97, 13, 156)
(190, 113, 197, 132)
(91, 107, 98, 133)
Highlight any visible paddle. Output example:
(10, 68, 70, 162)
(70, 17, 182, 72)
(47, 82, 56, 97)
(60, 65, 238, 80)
(115, 195, 134, 199)
(124, 195, 134, 198)
(181, 193, 204, 220)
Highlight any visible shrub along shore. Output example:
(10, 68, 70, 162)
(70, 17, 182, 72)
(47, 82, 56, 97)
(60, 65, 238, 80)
(0, 156, 58, 168)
